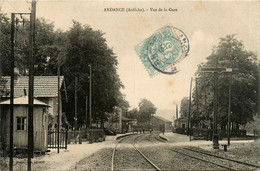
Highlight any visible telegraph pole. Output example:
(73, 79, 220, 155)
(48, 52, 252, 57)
(10, 11, 30, 171)
(75, 77, 78, 130)
(89, 65, 92, 128)
(195, 77, 199, 127)
(200, 66, 233, 149)
(57, 56, 60, 153)
(227, 73, 232, 146)
(9, 12, 15, 171)
(28, 0, 36, 170)
(86, 96, 88, 128)
(188, 77, 192, 141)
(227, 55, 233, 146)
(213, 59, 219, 149)
(176, 104, 178, 119)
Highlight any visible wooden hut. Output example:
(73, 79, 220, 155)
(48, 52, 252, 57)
(0, 96, 49, 153)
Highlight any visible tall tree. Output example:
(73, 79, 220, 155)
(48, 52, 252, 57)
(0, 13, 10, 97)
(179, 97, 189, 118)
(128, 108, 139, 119)
(0, 13, 58, 76)
(193, 35, 258, 129)
(62, 21, 126, 127)
(137, 99, 157, 124)
(0, 13, 128, 128)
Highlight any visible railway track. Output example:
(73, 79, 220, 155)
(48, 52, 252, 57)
(111, 134, 161, 171)
(183, 147, 260, 169)
(145, 133, 167, 144)
(168, 147, 259, 170)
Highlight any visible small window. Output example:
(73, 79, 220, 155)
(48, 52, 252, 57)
(17, 117, 27, 130)
(181, 123, 186, 128)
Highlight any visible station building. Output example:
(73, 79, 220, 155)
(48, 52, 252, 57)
(150, 115, 173, 132)
(104, 108, 136, 134)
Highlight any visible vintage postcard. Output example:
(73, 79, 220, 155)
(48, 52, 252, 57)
(0, 1, 259, 170)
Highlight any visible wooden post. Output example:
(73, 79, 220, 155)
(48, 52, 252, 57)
(57, 56, 60, 153)
(75, 77, 78, 130)
(89, 65, 92, 128)
(213, 58, 219, 149)
(9, 12, 15, 171)
(86, 96, 88, 128)
(176, 104, 178, 119)
(188, 77, 192, 141)
(195, 77, 199, 127)
(28, 1, 36, 170)
(65, 130, 68, 150)
(227, 54, 233, 146)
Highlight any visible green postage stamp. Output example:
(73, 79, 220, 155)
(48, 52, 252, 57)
(135, 26, 189, 76)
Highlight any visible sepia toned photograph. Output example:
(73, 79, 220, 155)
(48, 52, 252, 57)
(0, 0, 259, 170)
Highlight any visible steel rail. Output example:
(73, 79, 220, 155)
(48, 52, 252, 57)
(146, 134, 152, 142)
(183, 147, 260, 169)
(155, 135, 167, 143)
(170, 148, 235, 170)
(111, 135, 132, 171)
(132, 135, 161, 171)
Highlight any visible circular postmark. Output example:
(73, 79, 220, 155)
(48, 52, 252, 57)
(147, 26, 189, 75)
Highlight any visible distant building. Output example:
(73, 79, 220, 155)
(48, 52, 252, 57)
(174, 116, 188, 129)
(104, 108, 136, 134)
(150, 115, 173, 131)
(0, 96, 49, 153)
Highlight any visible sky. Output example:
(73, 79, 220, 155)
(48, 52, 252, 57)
(1, 0, 259, 121)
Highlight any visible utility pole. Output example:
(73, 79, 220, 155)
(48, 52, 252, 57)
(10, 11, 30, 171)
(188, 77, 192, 141)
(89, 65, 92, 128)
(9, 12, 15, 171)
(176, 104, 178, 119)
(28, 1, 36, 170)
(57, 56, 60, 153)
(75, 77, 78, 130)
(227, 73, 232, 146)
(213, 59, 219, 149)
(227, 54, 233, 146)
(200, 65, 233, 149)
(86, 96, 88, 128)
(195, 77, 199, 127)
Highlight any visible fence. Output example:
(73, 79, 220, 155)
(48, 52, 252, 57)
(67, 129, 105, 144)
(173, 128, 247, 140)
(48, 131, 67, 149)
(48, 129, 105, 148)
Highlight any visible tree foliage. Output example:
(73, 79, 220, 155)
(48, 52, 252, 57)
(0, 13, 128, 128)
(179, 97, 189, 118)
(134, 99, 157, 124)
(192, 35, 258, 129)
(63, 21, 128, 127)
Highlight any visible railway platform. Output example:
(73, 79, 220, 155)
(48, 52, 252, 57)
(159, 132, 255, 149)
(105, 133, 135, 141)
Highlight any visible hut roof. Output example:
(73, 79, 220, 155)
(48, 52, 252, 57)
(0, 96, 49, 106)
(0, 76, 64, 97)
(152, 115, 172, 123)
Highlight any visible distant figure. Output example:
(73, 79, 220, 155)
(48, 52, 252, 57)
(143, 129, 145, 134)
(149, 129, 152, 134)
(162, 128, 165, 135)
